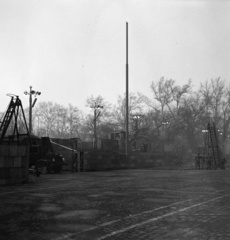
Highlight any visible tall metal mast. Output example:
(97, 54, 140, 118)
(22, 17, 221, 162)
(126, 22, 129, 155)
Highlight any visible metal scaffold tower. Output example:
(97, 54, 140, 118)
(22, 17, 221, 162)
(0, 94, 30, 145)
(204, 122, 222, 169)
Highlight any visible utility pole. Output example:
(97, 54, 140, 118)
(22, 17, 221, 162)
(126, 22, 129, 155)
(90, 102, 103, 149)
(24, 86, 41, 134)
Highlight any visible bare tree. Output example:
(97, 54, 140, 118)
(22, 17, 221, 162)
(200, 78, 225, 125)
(140, 77, 191, 122)
(112, 93, 144, 132)
(34, 101, 57, 136)
(150, 77, 174, 118)
(67, 104, 82, 138)
(33, 101, 82, 138)
(86, 95, 113, 145)
(179, 92, 208, 151)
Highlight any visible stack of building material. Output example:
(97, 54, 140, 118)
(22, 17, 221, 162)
(0, 145, 29, 185)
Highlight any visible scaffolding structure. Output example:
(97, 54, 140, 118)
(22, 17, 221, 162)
(0, 94, 30, 145)
(203, 122, 222, 169)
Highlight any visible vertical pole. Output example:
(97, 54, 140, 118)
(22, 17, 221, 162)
(94, 107, 97, 149)
(29, 86, 32, 134)
(126, 22, 129, 155)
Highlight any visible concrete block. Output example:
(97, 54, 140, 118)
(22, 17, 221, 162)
(97, 165, 103, 170)
(10, 146, 18, 157)
(21, 156, 29, 168)
(9, 168, 23, 182)
(17, 146, 26, 156)
(10, 168, 16, 179)
(22, 177, 28, 183)
(14, 157, 22, 168)
(0, 157, 4, 167)
(137, 159, 142, 164)
(0, 168, 10, 179)
(15, 178, 23, 184)
(4, 157, 14, 168)
(84, 166, 91, 171)
(16, 168, 22, 179)
(112, 159, 117, 164)
(11, 178, 18, 184)
(0, 179, 7, 185)
(96, 159, 102, 165)
(145, 159, 153, 163)
(9, 157, 14, 168)
(111, 163, 115, 168)
(22, 168, 29, 179)
(0, 168, 4, 179)
(6, 179, 12, 184)
(0, 145, 10, 156)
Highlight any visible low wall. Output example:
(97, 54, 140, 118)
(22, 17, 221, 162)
(83, 151, 193, 171)
(0, 145, 29, 185)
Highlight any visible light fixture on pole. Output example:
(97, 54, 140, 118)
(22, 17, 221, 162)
(24, 86, 41, 134)
(161, 120, 170, 140)
(132, 114, 143, 134)
(131, 114, 143, 149)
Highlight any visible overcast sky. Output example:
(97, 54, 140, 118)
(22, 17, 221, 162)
(0, 0, 230, 113)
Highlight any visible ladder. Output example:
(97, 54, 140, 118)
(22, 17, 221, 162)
(0, 95, 30, 144)
(206, 122, 222, 169)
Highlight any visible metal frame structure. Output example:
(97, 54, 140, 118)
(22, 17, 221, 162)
(0, 94, 30, 145)
(203, 122, 222, 169)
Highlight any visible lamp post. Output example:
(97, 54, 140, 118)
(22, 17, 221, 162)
(132, 114, 142, 150)
(161, 121, 170, 152)
(162, 121, 170, 139)
(24, 86, 41, 134)
(132, 114, 142, 135)
(90, 102, 103, 149)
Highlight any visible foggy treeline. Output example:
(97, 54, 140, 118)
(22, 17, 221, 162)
(2, 77, 230, 154)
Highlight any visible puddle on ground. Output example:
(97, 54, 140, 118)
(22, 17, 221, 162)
(103, 191, 127, 196)
(144, 198, 172, 203)
(88, 194, 103, 198)
(50, 179, 70, 181)
(39, 204, 60, 212)
(89, 191, 126, 198)
(31, 193, 52, 197)
(56, 209, 103, 220)
(56, 223, 92, 231)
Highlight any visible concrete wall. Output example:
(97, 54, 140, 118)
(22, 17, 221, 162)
(83, 151, 193, 171)
(0, 145, 29, 185)
(51, 138, 121, 171)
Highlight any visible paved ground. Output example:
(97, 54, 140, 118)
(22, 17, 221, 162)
(1, 168, 230, 239)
